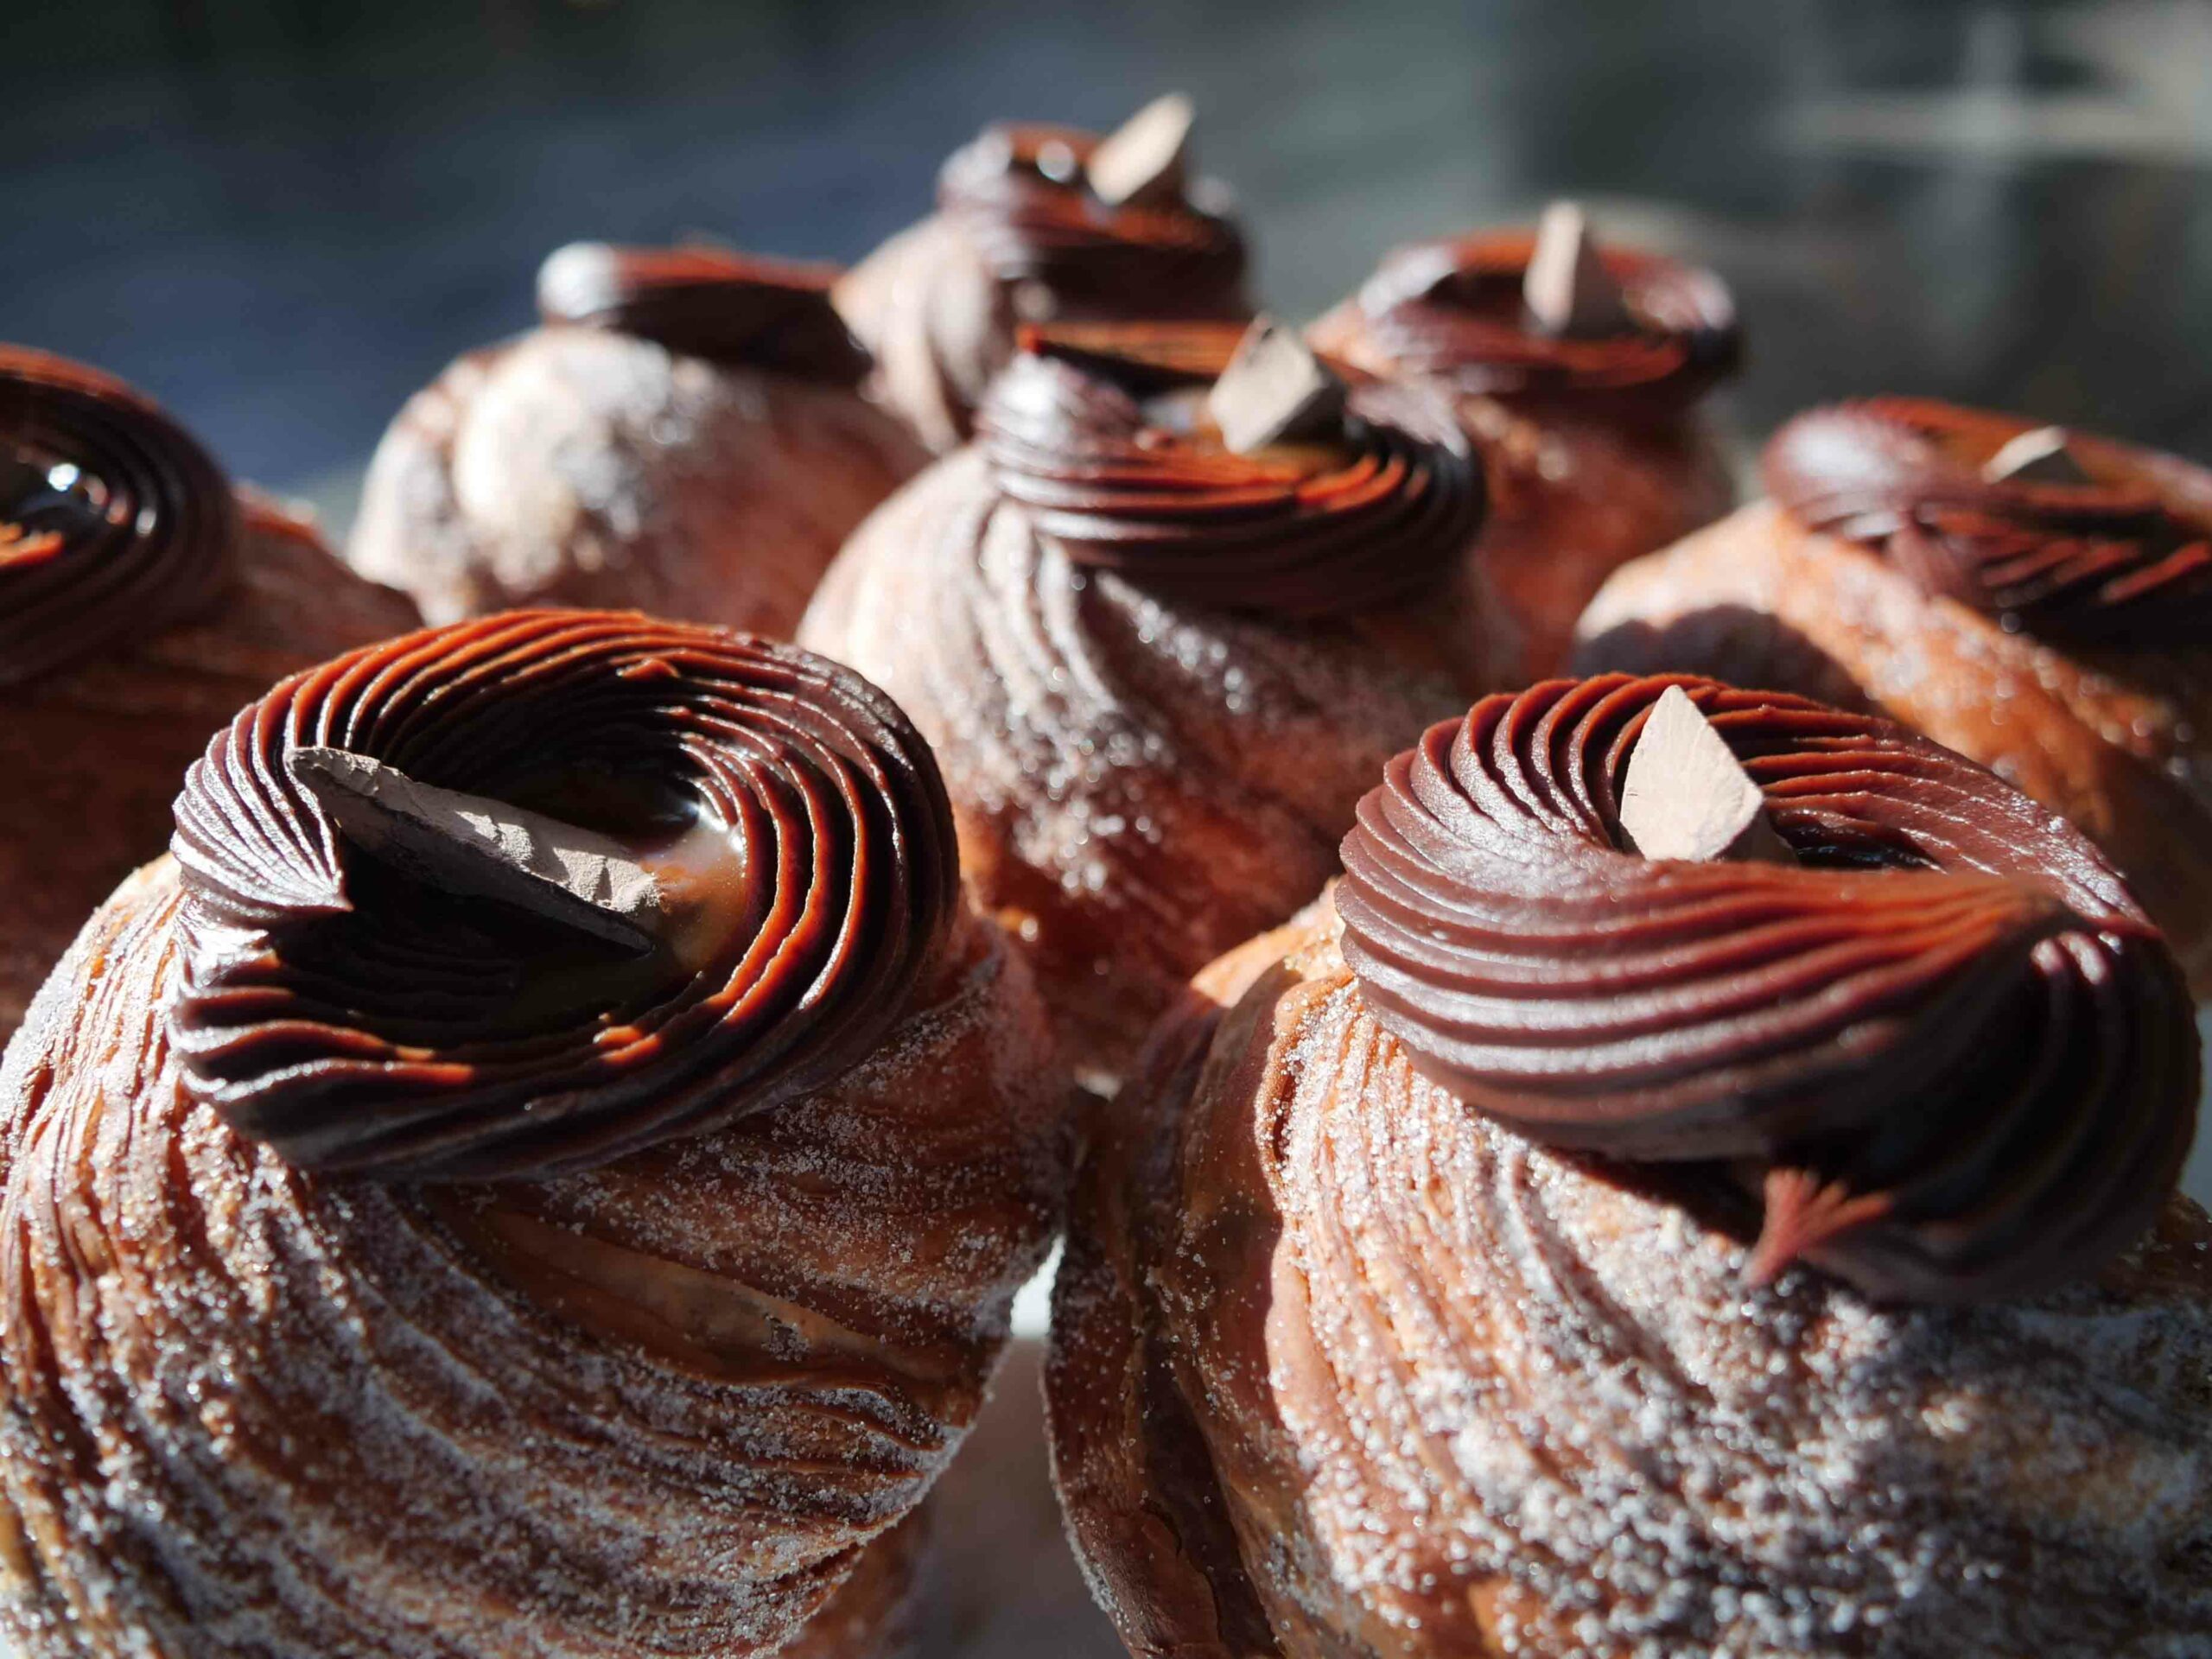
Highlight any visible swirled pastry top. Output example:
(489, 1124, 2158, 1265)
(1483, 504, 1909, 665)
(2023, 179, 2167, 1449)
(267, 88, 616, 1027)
(974, 322, 1485, 615)
(1764, 398, 2212, 644)
(935, 123, 1249, 315)
(1336, 672, 2197, 1303)
(1329, 228, 1739, 408)
(168, 610, 958, 1181)
(0, 346, 238, 688)
(536, 242, 872, 383)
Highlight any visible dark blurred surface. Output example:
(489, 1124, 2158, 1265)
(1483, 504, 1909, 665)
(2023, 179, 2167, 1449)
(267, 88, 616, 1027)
(3, 0, 2209, 513)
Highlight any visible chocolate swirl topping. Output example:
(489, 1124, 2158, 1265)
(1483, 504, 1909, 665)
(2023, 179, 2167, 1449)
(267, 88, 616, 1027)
(0, 346, 238, 688)
(1764, 398, 2212, 643)
(536, 242, 871, 383)
(1336, 673, 2197, 1303)
(168, 610, 958, 1181)
(1338, 229, 1739, 408)
(975, 322, 1484, 616)
(936, 124, 1248, 317)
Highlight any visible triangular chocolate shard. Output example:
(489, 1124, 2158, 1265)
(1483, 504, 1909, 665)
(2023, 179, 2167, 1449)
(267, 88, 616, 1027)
(1086, 93, 1195, 208)
(1206, 318, 1347, 454)
(1523, 200, 1634, 340)
(1618, 687, 1794, 864)
(287, 747, 667, 953)
(1982, 425, 2091, 486)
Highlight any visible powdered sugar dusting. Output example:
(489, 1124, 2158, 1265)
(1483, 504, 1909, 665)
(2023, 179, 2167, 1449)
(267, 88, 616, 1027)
(348, 325, 921, 632)
(798, 449, 1475, 1072)
(0, 868, 1068, 1657)
(1058, 905, 2212, 1657)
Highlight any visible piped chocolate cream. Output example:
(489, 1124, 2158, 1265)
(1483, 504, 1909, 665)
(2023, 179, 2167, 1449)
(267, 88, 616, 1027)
(1764, 397, 2212, 642)
(936, 111, 1249, 320)
(1325, 218, 1739, 409)
(0, 346, 238, 686)
(536, 242, 873, 383)
(976, 318, 1484, 615)
(169, 609, 957, 1181)
(1335, 672, 2197, 1303)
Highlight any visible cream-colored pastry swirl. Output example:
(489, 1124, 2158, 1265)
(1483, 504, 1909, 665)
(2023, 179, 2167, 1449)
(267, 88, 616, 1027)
(0, 346, 238, 687)
(1334, 673, 2196, 1303)
(169, 609, 957, 1181)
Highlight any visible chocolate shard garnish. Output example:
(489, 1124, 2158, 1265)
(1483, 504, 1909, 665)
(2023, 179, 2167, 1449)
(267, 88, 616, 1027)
(1618, 686, 1793, 864)
(286, 746, 666, 952)
(1982, 424, 2091, 486)
(1208, 317, 1347, 454)
(1522, 200, 1634, 340)
(1085, 92, 1195, 208)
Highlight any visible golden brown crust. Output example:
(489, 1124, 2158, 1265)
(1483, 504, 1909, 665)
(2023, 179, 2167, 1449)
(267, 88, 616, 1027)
(0, 861, 1070, 1657)
(1046, 914, 1325, 1659)
(798, 451, 1484, 1079)
(1049, 899, 2212, 1657)
(346, 326, 926, 630)
(1573, 502, 2212, 990)
(0, 495, 417, 1039)
(772, 1513, 927, 1659)
(1450, 397, 1733, 683)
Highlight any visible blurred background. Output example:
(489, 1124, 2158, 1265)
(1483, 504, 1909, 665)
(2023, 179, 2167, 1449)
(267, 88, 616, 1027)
(5, 0, 2209, 525)
(4, 4, 2206, 1651)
